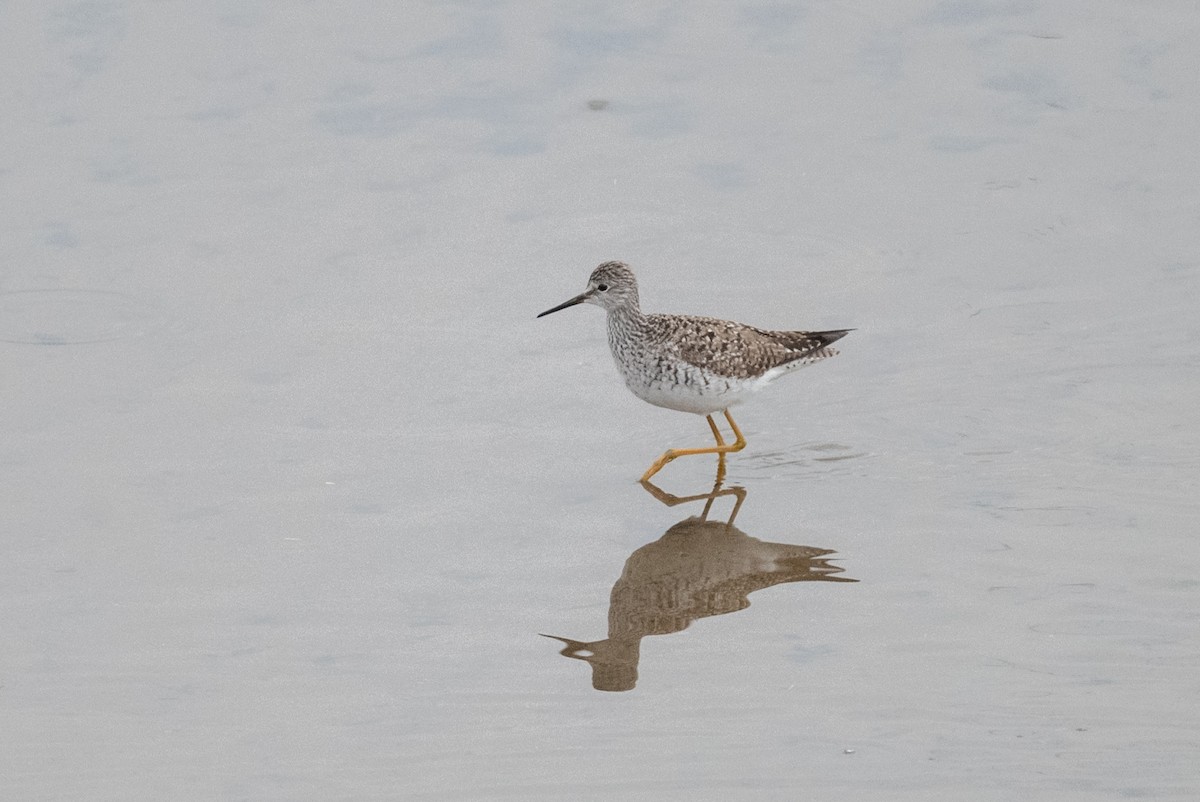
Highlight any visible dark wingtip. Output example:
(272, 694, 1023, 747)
(816, 328, 854, 345)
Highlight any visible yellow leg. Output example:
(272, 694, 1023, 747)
(706, 414, 726, 447)
(722, 410, 746, 451)
(639, 410, 748, 482)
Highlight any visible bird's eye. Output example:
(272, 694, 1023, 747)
(597, 284, 609, 292)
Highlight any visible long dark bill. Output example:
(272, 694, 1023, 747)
(536, 290, 591, 318)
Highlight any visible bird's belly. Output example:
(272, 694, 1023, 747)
(618, 362, 756, 415)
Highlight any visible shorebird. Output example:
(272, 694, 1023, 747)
(538, 261, 850, 481)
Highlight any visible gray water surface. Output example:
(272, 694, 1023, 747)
(2, 2, 1197, 800)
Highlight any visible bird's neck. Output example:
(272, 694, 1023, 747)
(605, 302, 648, 338)
(604, 303, 652, 357)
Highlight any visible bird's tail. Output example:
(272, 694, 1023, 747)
(774, 328, 852, 353)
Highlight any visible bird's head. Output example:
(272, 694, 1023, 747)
(537, 261, 640, 318)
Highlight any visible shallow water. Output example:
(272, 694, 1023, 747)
(2, 2, 1198, 800)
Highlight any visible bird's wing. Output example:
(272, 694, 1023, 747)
(658, 316, 847, 379)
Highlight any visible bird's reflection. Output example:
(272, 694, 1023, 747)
(543, 470, 857, 692)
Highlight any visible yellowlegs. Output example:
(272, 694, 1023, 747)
(538, 261, 850, 481)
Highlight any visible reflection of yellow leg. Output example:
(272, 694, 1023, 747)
(641, 466, 747, 526)
(639, 410, 748, 482)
